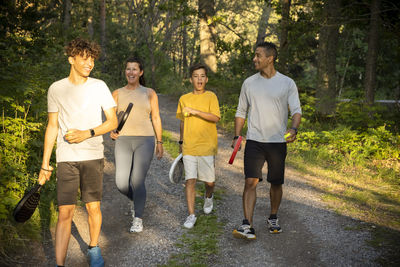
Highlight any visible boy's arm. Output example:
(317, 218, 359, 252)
(182, 106, 220, 122)
(65, 106, 117, 143)
(38, 112, 58, 184)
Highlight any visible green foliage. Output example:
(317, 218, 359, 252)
(291, 125, 400, 182)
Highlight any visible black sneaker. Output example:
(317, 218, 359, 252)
(267, 217, 282, 233)
(232, 219, 256, 240)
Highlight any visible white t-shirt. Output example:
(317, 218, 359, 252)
(235, 72, 302, 143)
(47, 77, 116, 162)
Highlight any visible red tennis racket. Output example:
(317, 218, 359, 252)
(229, 136, 243, 164)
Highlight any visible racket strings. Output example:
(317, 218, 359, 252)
(172, 160, 184, 183)
(14, 192, 40, 222)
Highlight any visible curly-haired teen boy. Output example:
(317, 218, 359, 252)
(38, 38, 117, 267)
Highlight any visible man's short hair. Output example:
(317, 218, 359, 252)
(65, 38, 101, 59)
(189, 63, 208, 77)
(256, 42, 278, 62)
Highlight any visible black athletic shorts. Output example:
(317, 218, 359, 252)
(56, 158, 104, 206)
(244, 140, 287, 184)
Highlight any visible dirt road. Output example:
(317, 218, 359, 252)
(23, 95, 380, 266)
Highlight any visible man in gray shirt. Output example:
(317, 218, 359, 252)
(232, 42, 301, 240)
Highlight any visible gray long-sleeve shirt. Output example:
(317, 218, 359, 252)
(235, 71, 302, 143)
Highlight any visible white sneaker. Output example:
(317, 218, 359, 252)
(183, 214, 197, 229)
(203, 195, 213, 214)
(130, 217, 143, 233)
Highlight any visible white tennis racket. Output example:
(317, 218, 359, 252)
(169, 153, 184, 184)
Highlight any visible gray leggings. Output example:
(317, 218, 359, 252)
(115, 136, 154, 218)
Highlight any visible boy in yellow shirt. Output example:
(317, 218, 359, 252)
(176, 63, 220, 228)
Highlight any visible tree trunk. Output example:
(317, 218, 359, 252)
(199, 0, 217, 73)
(278, 0, 290, 74)
(364, 0, 381, 105)
(100, 0, 106, 72)
(315, 0, 341, 115)
(182, 24, 188, 77)
(63, 0, 71, 32)
(256, 0, 272, 45)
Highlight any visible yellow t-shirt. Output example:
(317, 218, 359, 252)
(176, 91, 220, 156)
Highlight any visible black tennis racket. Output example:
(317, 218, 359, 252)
(169, 153, 184, 184)
(13, 184, 42, 223)
(116, 102, 133, 134)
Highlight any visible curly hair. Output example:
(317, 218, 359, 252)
(65, 38, 101, 59)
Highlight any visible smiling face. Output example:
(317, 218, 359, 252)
(125, 62, 143, 85)
(253, 47, 274, 71)
(69, 52, 94, 78)
(190, 68, 208, 92)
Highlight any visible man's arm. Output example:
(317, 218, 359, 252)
(38, 112, 58, 184)
(182, 106, 220, 123)
(65, 106, 117, 143)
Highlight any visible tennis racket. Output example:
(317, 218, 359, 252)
(116, 102, 133, 134)
(229, 136, 243, 164)
(13, 184, 42, 223)
(169, 153, 184, 184)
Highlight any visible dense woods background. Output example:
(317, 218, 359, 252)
(1, 0, 399, 262)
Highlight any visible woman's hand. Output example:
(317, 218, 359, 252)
(156, 143, 163, 159)
(110, 130, 119, 140)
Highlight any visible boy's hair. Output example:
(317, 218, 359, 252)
(189, 63, 208, 77)
(256, 42, 278, 62)
(126, 56, 146, 86)
(65, 38, 101, 59)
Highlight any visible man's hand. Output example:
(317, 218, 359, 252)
(284, 129, 297, 143)
(65, 129, 91, 143)
(231, 137, 242, 151)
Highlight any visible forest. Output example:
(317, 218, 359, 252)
(0, 0, 399, 263)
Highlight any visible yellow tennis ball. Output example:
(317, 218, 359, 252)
(284, 133, 291, 139)
(67, 130, 73, 134)
(184, 112, 189, 117)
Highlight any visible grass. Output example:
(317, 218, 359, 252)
(286, 146, 400, 265)
(160, 130, 225, 266)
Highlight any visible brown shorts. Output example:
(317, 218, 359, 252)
(56, 158, 104, 206)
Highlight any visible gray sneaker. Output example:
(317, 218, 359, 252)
(232, 219, 256, 240)
(267, 218, 282, 233)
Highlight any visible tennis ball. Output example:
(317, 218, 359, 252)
(184, 112, 189, 117)
(284, 133, 291, 139)
(67, 130, 73, 134)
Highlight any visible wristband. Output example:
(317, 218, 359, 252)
(41, 167, 52, 172)
(178, 140, 183, 145)
(156, 140, 163, 144)
(233, 136, 240, 140)
(290, 127, 298, 134)
(90, 129, 95, 137)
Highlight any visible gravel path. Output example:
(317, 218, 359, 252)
(21, 95, 380, 266)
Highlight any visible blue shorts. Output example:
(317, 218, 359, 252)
(244, 140, 287, 184)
